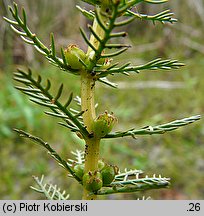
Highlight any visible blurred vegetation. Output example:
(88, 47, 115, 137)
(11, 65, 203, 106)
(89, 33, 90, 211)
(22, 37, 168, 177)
(0, 0, 203, 199)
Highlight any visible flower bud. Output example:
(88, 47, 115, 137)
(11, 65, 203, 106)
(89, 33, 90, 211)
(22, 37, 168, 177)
(64, 44, 86, 69)
(73, 164, 84, 180)
(83, 171, 103, 192)
(92, 111, 117, 138)
(101, 164, 118, 186)
(98, 159, 105, 170)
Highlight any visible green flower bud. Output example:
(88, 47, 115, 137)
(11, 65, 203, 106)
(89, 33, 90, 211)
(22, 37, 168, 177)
(83, 171, 103, 192)
(98, 159, 105, 170)
(101, 164, 118, 186)
(92, 111, 117, 138)
(64, 44, 86, 69)
(73, 164, 84, 180)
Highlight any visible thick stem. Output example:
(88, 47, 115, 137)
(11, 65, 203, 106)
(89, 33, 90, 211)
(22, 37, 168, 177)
(81, 71, 96, 132)
(87, 5, 106, 57)
(82, 138, 100, 200)
(81, 71, 100, 200)
(81, 4, 109, 200)
(84, 138, 100, 172)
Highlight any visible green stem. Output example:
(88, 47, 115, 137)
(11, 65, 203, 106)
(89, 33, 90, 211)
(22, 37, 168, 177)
(81, 71, 96, 132)
(81, 3, 111, 200)
(86, 5, 106, 57)
(86, 5, 110, 72)
(82, 138, 100, 200)
(81, 71, 100, 200)
(81, 72, 101, 199)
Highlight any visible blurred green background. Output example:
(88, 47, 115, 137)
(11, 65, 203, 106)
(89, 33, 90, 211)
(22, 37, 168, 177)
(0, 0, 203, 200)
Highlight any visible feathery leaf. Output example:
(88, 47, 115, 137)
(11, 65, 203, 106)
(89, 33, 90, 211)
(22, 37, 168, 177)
(4, 3, 78, 74)
(31, 175, 70, 200)
(14, 69, 89, 138)
(104, 115, 201, 138)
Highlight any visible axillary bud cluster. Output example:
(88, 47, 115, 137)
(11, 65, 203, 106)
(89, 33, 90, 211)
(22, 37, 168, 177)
(91, 111, 118, 138)
(64, 44, 86, 70)
(73, 159, 118, 192)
